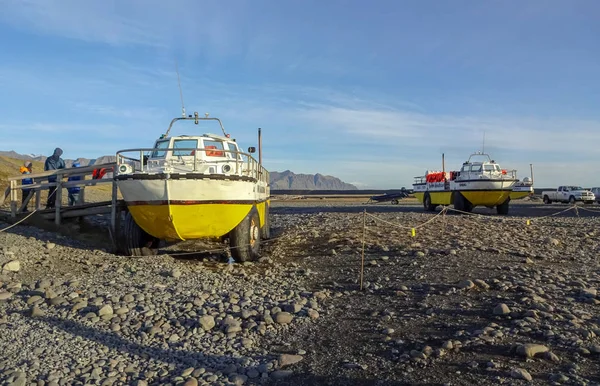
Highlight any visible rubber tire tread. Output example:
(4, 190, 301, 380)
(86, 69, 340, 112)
(261, 203, 271, 240)
(230, 207, 261, 262)
(124, 212, 159, 257)
(496, 198, 510, 215)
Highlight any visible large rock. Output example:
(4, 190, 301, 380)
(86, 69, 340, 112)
(199, 315, 216, 331)
(275, 312, 293, 324)
(516, 344, 550, 358)
(511, 368, 532, 381)
(279, 354, 304, 368)
(2, 260, 20, 272)
(493, 303, 510, 315)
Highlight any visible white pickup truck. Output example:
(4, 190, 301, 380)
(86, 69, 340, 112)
(542, 186, 595, 204)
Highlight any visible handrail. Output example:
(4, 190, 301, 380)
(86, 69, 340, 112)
(163, 116, 227, 137)
(8, 162, 116, 181)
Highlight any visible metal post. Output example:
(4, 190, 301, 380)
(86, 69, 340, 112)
(530, 163, 534, 184)
(360, 209, 366, 291)
(9, 180, 17, 218)
(258, 128, 262, 166)
(35, 189, 41, 210)
(110, 179, 118, 250)
(54, 174, 62, 226)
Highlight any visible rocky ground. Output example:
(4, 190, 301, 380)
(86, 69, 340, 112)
(1, 199, 600, 386)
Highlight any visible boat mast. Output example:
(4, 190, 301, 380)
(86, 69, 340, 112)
(530, 163, 534, 183)
(442, 153, 445, 175)
(482, 131, 485, 154)
(258, 128, 263, 165)
(175, 60, 186, 118)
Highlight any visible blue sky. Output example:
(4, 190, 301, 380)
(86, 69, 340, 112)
(0, 0, 599, 188)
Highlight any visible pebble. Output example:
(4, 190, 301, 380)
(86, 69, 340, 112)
(516, 344, 549, 358)
(493, 303, 510, 315)
(458, 280, 475, 289)
(2, 260, 20, 272)
(511, 368, 533, 381)
(279, 354, 304, 368)
(199, 315, 216, 331)
(0, 292, 13, 301)
(275, 312, 293, 324)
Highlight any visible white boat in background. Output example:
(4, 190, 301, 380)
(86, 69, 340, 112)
(413, 152, 534, 214)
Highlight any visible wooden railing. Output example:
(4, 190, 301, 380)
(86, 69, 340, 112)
(2, 163, 116, 225)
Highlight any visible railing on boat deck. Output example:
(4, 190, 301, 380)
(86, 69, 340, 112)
(1, 163, 117, 224)
(115, 147, 270, 185)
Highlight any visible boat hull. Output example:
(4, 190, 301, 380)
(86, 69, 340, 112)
(117, 176, 269, 241)
(414, 179, 516, 207)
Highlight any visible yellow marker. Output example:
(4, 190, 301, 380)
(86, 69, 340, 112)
(526, 219, 531, 226)
(411, 228, 416, 237)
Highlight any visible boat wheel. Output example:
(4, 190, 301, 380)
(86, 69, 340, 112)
(230, 207, 261, 262)
(496, 198, 510, 215)
(260, 203, 271, 240)
(122, 212, 160, 256)
(424, 193, 437, 211)
(452, 193, 464, 212)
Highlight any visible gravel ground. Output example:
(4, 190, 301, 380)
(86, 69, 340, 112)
(1, 199, 600, 386)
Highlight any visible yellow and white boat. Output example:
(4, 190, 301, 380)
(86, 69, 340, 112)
(114, 112, 270, 261)
(413, 152, 533, 215)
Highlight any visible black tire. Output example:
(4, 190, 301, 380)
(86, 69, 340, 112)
(260, 202, 271, 240)
(391, 199, 399, 205)
(569, 196, 576, 205)
(424, 193, 437, 211)
(230, 207, 261, 262)
(543, 195, 551, 204)
(123, 212, 160, 256)
(496, 198, 510, 215)
(452, 192, 464, 212)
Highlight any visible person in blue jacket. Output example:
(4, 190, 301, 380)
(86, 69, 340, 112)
(67, 161, 82, 206)
(44, 147, 65, 209)
(19, 161, 33, 212)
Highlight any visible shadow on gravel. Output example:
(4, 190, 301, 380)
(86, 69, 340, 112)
(37, 316, 267, 381)
(265, 373, 417, 386)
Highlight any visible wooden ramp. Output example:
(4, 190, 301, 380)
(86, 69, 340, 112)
(1, 163, 126, 252)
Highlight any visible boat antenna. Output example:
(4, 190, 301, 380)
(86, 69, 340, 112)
(482, 131, 485, 154)
(175, 60, 186, 118)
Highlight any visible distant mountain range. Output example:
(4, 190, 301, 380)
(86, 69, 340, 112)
(270, 170, 357, 190)
(1, 150, 357, 190)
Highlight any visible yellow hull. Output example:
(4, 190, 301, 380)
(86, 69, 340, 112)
(128, 200, 269, 241)
(414, 190, 510, 207)
(510, 191, 531, 200)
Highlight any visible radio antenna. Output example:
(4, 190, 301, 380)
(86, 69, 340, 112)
(175, 60, 186, 118)
(482, 131, 485, 153)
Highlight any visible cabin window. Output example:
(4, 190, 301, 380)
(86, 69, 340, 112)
(484, 164, 495, 172)
(173, 139, 198, 156)
(226, 142, 241, 160)
(203, 140, 225, 157)
(151, 140, 170, 158)
(461, 165, 470, 172)
(471, 164, 482, 172)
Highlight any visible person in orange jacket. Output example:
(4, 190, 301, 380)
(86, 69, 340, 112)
(19, 161, 33, 212)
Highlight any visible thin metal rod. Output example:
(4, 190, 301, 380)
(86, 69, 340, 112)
(360, 209, 366, 291)
(175, 60, 186, 118)
(258, 128, 262, 165)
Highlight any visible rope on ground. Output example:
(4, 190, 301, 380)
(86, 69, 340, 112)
(576, 206, 600, 214)
(127, 234, 288, 258)
(364, 206, 448, 231)
(0, 209, 39, 233)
